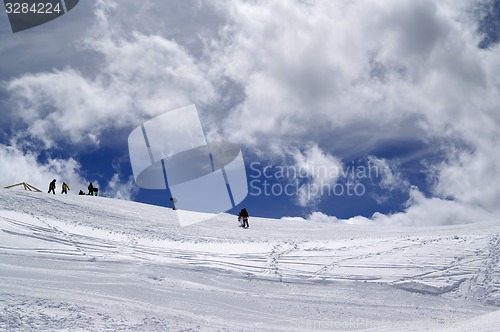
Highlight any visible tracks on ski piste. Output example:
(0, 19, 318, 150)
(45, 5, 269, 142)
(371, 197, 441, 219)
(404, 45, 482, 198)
(263, 241, 301, 282)
(471, 234, 500, 305)
(3, 203, 500, 307)
(0, 213, 105, 261)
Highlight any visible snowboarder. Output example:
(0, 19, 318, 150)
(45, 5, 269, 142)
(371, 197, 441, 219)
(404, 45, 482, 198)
(87, 182, 94, 196)
(240, 208, 249, 228)
(78, 190, 85, 195)
(61, 182, 70, 194)
(48, 179, 56, 195)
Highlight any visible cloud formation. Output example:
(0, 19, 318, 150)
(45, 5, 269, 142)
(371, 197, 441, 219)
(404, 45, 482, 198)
(292, 144, 343, 207)
(209, 0, 500, 223)
(5, 2, 217, 148)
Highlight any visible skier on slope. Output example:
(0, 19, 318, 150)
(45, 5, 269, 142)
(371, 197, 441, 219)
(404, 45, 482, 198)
(48, 179, 56, 195)
(240, 208, 249, 229)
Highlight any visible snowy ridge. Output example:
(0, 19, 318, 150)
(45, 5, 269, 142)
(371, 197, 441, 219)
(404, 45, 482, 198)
(1, 189, 500, 331)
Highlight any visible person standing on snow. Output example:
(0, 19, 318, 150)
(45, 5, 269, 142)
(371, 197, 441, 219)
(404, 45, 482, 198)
(240, 208, 249, 228)
(48, 179, 56, 195)
(61, 182, 70, 194)
(88, 182, 94, 196)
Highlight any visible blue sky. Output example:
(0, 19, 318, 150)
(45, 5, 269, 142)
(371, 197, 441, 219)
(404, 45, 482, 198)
(1, 0, 500, 225)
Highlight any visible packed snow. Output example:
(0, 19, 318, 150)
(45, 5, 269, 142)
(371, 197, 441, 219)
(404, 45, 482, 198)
(1, 189, 500, 331)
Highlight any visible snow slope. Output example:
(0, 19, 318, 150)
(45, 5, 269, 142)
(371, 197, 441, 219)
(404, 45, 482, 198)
(1, 189, 500, 331)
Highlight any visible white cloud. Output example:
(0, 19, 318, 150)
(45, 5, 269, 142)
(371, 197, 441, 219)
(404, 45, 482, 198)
(367, 156, 409, 204)
(304, 187, 496, 227)
(104, 174, 138, 200)
(283, 212, 373, 225)
(5, 0, 218, 149)
(208, 0, 493, 146)
(292, 144, 342, 207)
(430, 145, 500, 212)
(372, 186, 496, 226)
(213, 0, 422, 146)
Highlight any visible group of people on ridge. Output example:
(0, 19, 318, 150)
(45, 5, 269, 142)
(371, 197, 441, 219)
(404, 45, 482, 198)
(48, 179, 98, 196)
(48, 179, 70, 195)
(86, 182, 99, 196)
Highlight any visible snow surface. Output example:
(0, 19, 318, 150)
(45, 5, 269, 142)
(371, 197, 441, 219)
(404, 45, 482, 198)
(1, 189, 500, 331)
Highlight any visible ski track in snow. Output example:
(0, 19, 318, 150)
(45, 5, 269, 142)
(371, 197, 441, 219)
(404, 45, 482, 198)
(1, 190, 500, 331)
